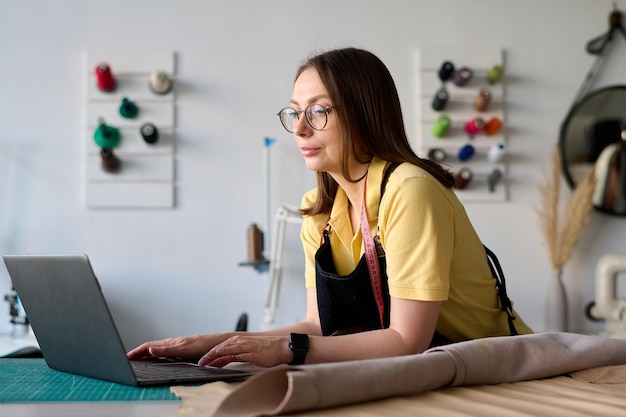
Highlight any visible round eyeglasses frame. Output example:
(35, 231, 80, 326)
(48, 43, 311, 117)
(277, 104, 335, 133)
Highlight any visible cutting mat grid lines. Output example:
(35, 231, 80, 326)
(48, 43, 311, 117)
(0, 359, 179, 402)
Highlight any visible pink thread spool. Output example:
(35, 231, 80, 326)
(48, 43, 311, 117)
(464, 117, 484, 136)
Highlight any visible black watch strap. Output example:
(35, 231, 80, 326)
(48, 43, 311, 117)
(288, 333, 309, 365)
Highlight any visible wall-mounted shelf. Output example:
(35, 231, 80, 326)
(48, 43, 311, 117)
(84, 50, 176, 209)
(417, 47, 508, 202)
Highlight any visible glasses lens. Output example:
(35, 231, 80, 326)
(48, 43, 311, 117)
(278, 108, 298, 133)
(306, 104, 328, 130)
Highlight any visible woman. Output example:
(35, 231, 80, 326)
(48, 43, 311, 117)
(128, 47, 532, 368)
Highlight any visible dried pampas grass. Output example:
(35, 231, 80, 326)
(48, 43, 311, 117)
(536, 146, 596, 270)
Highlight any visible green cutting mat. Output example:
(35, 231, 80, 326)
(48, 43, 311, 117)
(0, 358, 180, 402)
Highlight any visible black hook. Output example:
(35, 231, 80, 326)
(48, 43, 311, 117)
(586, 6, 626, 55)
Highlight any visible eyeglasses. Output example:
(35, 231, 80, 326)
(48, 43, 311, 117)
(277, 104, 335, 133)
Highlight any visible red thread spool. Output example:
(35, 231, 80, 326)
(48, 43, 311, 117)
(95, 63, 116, 92)
(454, 167, 473, 189)
(484, 117, 503, 136)
(464, 117, 484, 136)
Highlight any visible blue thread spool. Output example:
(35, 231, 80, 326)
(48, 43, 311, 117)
(458, 144, 475, 161)
(438, 61, 455, 82)
(452, 66, 473, 86)
(432, 115, 451, 138)
(431, 86, 449, 111)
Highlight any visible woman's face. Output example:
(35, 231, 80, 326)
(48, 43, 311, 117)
(290, 68, 344, 176)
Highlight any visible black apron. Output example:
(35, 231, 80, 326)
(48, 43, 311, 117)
(315, 228, 390, 336)
(314, 229, 454, 346)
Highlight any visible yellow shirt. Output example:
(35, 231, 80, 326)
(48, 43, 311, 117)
(301, 157, 532, 341)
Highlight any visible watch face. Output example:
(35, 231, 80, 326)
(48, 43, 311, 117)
(290, 333, 309, 350)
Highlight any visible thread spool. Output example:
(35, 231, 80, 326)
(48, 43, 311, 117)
(458, 144, 475, 161)
(488, 168, 503, 192)
(452, 66, 473, 86)
(140, 122, 159, 145)
(247, 223, 264, 261)
(432, 115, 451, 137)
(473, 87, 492, 111)
(484, 116, 503, 136)
(455, 167, 473, 189)
(149, 70, 173, 95)
(428, 148, 447, 162)
(488, 142, 507, 162)
(487, 65, 504, 84)
(431, 86, 449, 111)
(464, 117, 484, 136)
(95, 63, 116, 92)
(100, 148, 121, 173)
(94, 120, 121, 149)
(119, 97, 139, 119)
(438, 61, 455, 82)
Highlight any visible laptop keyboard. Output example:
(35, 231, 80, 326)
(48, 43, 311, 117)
(131, 361, 248, 379)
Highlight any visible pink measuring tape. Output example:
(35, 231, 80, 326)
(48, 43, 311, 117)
(360, 182, 386, 328)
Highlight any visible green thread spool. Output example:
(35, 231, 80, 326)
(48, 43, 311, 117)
(94, 120, 121, 149)
(432, 115, 451, 138)
(487, 65, 504, 84)
(119, 97, 139, 119)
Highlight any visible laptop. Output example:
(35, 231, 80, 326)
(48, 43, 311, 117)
(3, 254, 253, 386)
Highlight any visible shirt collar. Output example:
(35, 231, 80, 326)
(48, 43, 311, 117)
(329, 157, 387, 225)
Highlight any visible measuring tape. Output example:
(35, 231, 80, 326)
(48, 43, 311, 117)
(360, 185, 386, 329)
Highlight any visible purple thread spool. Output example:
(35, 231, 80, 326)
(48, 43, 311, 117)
(452, 66, 473, 86)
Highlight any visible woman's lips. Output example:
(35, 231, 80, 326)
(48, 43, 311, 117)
(299, 146, 320, 157)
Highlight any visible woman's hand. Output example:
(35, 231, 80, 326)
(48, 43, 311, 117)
(198, 334, 292, 368)
(127, 334, 227, 362)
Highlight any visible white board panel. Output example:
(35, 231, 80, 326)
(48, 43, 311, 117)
(86, 182, 174, 209)
(417, 47, 507, 203)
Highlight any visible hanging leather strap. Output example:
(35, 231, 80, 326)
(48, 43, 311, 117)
(484, 246, 518, 336)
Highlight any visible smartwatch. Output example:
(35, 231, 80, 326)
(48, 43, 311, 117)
(288, 333, 309, 365)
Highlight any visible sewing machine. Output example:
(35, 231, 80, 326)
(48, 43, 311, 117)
(588, 253, 626, 338)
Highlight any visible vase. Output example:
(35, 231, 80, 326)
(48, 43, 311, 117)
(545, 268, 568, 332)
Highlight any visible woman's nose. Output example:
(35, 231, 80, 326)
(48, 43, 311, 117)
(293, 115, 311, 136)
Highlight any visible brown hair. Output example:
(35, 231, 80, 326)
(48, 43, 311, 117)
(297, 47, 454, 216)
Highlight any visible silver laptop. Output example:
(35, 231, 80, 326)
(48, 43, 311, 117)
(3, 254, 253, 386)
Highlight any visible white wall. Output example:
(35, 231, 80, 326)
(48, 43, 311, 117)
(1, 0, 625, 348)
